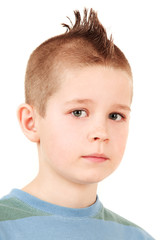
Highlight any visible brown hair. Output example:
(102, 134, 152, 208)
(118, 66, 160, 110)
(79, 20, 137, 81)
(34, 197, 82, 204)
(25, 8, 132, 118)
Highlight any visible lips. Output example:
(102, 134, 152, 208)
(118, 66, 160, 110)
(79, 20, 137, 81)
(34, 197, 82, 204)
(83, 153, 108, 159)
(82, 153, 109, 162)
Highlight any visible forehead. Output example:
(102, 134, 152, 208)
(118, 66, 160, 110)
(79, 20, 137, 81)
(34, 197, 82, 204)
(48, 65, 132, 110)
(58, 64, 131, 92)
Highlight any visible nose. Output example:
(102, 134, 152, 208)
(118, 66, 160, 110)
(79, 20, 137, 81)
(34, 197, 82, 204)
(87, 126, 109, 143)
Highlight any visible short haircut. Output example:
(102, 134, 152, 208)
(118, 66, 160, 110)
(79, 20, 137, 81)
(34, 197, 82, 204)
(25, 8, 132, 118)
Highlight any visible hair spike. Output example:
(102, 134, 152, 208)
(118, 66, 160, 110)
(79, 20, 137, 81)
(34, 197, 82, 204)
(61, 16, 74, 32)
(83, 8, 88, 26)
(73, 10, 81, 29)
(109, 34, 114, 54)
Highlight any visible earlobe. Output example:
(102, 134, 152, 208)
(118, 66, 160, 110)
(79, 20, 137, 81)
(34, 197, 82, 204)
(17, 103, 40, 142)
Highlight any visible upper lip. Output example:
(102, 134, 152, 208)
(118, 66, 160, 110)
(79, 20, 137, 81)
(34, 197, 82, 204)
(83, 153, 109, 159)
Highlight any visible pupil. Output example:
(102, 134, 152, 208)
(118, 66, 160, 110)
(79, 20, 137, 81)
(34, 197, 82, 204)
(74, 110, 81, 116)
(111, 113, 117, 119)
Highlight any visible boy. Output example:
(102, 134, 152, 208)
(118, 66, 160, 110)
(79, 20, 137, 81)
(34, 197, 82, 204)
(0, 8, 154, 240)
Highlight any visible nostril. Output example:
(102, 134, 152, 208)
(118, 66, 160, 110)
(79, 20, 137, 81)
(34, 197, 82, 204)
(94, 137, 99, 140)
(93, 136, 109, 142)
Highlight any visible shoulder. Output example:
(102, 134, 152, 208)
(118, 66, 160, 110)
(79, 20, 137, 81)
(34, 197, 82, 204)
(97, 205, 138, 227)
(0, 194, 30, 221)
(0, 194, 49, 222)
(92, 204, 155, 240)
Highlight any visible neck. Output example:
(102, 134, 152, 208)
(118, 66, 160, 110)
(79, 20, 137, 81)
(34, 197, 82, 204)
(21, 164, 98, 209)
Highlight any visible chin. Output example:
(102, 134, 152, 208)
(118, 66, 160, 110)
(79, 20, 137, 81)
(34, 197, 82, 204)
(72, 173, 111, 185)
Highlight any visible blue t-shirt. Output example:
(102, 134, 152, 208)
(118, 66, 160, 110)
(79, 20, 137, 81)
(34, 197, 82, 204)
(0, 189, 154, 240)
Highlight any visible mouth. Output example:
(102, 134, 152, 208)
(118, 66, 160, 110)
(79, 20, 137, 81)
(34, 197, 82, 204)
(82, 153, 109, 163)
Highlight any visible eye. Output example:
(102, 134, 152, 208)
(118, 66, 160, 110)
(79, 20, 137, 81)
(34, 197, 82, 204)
(109, 112, 125, 121)
(71, 109, 87, 118)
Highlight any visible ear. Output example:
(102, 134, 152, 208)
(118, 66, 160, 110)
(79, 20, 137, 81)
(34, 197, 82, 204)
(17, 103, 40, 142)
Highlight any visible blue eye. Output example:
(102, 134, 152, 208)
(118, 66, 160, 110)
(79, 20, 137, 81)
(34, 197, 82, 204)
(71, 110, 87, 118)
(109, 113, 124, 121)
(71, 110, 125, 120)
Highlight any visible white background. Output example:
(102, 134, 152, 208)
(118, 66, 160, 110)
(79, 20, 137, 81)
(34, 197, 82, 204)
(0, 0, 159, 239)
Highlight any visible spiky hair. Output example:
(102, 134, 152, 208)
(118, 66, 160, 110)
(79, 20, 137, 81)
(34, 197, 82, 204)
(25, 8, 132, 117)
(62, 9, 114, 55)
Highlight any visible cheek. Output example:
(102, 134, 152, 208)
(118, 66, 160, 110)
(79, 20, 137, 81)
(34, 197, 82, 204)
(43, 119, 81, 159)
(111, 125, 129, 156)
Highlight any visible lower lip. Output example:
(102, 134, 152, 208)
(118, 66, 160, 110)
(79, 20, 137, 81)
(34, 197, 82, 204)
(82, 156, 108, 163)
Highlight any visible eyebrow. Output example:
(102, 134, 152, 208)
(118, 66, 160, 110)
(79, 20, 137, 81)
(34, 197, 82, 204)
(65, 98, 95, 105)
(64, 98, 131, 111)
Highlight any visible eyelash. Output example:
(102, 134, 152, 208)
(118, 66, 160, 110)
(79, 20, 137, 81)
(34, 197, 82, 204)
(70, 109, 126, 121)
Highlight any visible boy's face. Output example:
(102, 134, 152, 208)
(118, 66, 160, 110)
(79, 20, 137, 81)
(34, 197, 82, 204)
(36, 66, 132, 185)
